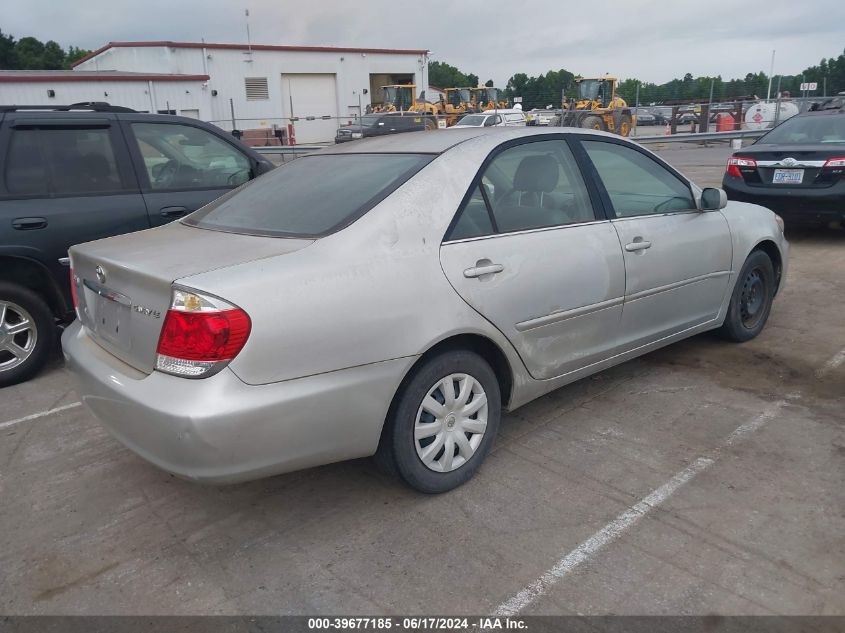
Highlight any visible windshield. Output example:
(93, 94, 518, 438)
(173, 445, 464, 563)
(455, 114, 489, 127)
(759, 114, 845, 144)
(383, 86, 414, 110)
(185, 153, 433, 237)
(578, 80, 611, 104)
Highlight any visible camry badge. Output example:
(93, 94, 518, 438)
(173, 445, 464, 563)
(781, 157, 798, 167)
(95, 265, 106, 284)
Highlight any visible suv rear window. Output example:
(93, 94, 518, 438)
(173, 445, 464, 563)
(184, 153, 433, 237)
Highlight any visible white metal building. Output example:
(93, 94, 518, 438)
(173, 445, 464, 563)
(0, 41, 430, 143)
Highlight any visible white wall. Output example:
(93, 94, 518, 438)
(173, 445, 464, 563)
(75, 45, 427, 131)
(0, 79, 209, 117)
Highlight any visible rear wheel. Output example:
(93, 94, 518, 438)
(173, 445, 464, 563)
(719, 250, 775, 342)
(618, 114, 633, 136)
(424, 117, 438, 131)
(375, 350, 501, 493)
(0, 282, 55, 387)
(580, 115, 606, 131)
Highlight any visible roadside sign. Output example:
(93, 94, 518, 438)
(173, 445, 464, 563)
(513, 97, 523, 103)
(800, 82, 817, 91)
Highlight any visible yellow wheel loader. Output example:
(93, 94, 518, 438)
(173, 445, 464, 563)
(558, 77, 634, 137)
(472, 87, 509, 111)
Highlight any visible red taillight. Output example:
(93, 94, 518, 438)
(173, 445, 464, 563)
(822, 157, 845, 169)
(157, 309, 250, 361)
(69, 267, 80, 316)
(726, 155, 757, 178)
(155, 288, 251, 378)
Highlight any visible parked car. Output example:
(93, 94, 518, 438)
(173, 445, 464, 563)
(451, 109, 526, 128)
(335, 113, 429, 143)
(526, 109, 561, 126)
(722, 107, 845, 226)
(635, 110, 656, 126)
(63, 128, 787, 493)
(0, 103, 274, 386)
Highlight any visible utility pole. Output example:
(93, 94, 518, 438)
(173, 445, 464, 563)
(766, 49, 776, 100)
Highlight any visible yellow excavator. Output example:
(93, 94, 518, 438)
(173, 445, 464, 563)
(472, 87, 509, 111)
(372, 84, 473, 127)
(559, 77, 634, 136)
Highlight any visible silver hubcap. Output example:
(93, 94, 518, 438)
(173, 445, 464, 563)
(0, 301, 37, 372)
(414, 373, 488, 473)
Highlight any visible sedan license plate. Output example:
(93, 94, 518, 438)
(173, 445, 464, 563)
(83, 282, 132, 350)
(773, 168, 803, 184)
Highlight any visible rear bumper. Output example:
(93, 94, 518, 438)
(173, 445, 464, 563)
(62, 320, 415, 484)
(723, 177, 845, 224)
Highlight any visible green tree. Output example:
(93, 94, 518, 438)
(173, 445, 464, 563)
(428, 60, 477, 88)
(64, 45, 92, 69)
(0, 29, 18, 69)
(484, 79, 494, 87)
(42, 40, 65, 70)
(15, 36, 46, 69)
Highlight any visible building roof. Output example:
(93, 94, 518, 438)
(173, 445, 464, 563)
(0, 70, 210, 83)
(72, 41, 430, 67)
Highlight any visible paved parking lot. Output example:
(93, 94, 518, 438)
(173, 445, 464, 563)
(0, 145, 843, 616)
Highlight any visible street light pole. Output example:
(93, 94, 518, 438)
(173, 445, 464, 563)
(766, 49, 776, 100)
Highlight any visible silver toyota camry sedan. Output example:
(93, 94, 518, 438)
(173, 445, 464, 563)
(63, 128, 788, 493)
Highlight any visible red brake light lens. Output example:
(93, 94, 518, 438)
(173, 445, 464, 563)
(69, 268, 79, 310)
(155, 289, 251, 378)
(822, 157, 845, 169)
(726, 156, 757, 178)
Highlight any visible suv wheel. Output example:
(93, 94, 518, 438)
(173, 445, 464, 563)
(0, 282, 55, 387)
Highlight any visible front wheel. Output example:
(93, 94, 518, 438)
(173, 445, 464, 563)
(376, 350, 501, 493)
(0, 282, 56, 387)
(719, 250, 775, 342)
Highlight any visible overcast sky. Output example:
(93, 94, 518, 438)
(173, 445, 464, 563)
(5, 0, 844, 85)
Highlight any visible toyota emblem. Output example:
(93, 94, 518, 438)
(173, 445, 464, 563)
(782, 157, 798, 167)
(95, 265, 106, 284)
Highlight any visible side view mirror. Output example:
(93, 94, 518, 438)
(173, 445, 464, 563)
(700, 187, 727, 211)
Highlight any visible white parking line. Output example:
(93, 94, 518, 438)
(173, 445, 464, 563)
(493, 399, 788, 617)
(816, 347, 845, 378)
(0, 402, 82, 431)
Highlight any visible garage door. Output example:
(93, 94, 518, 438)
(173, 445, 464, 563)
(282, 74, 338, 144)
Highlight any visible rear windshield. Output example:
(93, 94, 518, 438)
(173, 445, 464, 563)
(184, 153, 433, 237)
(760, 114, 845, 144)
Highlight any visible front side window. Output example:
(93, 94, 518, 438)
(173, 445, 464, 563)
(5, 127, 122, 196)
(447, 139, 595, 239)
(131, 123, 252, 191)
(185, 153, 433, 237)
(582, 140, 695, 217)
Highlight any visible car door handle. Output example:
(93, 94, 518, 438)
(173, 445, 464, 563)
(625, 240, 652, 252)
(463, 263, 504, 278)
(12, 217, 47, 230)
(160, 206, 190, 217)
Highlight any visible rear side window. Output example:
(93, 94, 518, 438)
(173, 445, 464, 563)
(447, 139, 595, 240)
(185, 153, 433, 237)
(5, 127, 122, 196)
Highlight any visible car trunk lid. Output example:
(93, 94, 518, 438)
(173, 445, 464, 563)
(737, 144, 845, 189)
(70, 221, 313, 374)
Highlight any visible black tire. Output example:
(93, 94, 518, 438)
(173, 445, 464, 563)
(375, 350, 501, 493)
(0, 282, 55, 387)
(424, 117, 438, 131)
(618, 114, 633, 137)
(580, 115, 606, 131)
(719, 250, 775, 342)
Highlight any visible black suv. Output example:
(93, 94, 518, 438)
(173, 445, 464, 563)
(335, 112, 429, 143)
(0, 103, 274, 386)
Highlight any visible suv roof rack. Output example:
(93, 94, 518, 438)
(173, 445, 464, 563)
(0, 102, 137, 113)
